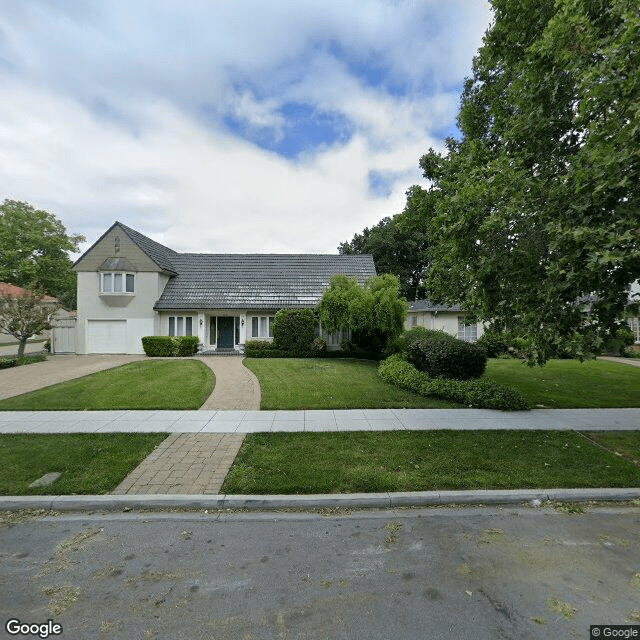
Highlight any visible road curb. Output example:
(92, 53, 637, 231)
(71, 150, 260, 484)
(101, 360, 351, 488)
(2, 488, 640, 512)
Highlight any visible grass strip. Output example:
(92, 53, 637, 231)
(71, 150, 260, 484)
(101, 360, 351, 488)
(483, 359, 640, 408)
(221, 430, 640, 494)
(581, 431, 640, 466)
(0, 433, 168, 495)
(0, 360, 214, 410)
(244, 358, 460, 409)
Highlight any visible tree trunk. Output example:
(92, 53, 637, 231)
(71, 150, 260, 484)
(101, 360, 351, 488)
(17, 338, 27, 358)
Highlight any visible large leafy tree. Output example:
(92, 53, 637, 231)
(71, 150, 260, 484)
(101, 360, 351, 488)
(417, 0, 639, 364)
(338, 202, 432, 301)
(0, 200, 84, 309)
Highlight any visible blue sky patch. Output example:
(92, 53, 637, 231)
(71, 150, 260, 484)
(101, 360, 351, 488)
(368, 170, 398, 198)
(221, 101, 354, 159)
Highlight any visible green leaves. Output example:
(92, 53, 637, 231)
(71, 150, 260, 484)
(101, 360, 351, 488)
(0, 200, 84, 309)
(317, 274, 408, 355)
(410, 0, 640, 363)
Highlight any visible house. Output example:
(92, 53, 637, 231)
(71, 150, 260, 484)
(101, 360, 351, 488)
(72, 222, 376, 354)
(626, 280, 640, 351)
(404, 300, 484, 343)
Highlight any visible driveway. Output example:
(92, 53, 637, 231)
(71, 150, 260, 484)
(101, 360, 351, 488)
(0, 354, 145, 400)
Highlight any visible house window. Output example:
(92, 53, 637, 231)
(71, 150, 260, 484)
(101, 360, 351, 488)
(458, 317, 478, 342)
(169, 316, 193, 336)
(100, 272, 135, 293)
(251, 315, 274, 338)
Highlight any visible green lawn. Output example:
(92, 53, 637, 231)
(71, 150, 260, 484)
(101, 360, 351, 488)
(244, 358, 460, 409)
(0, 433, 167, 495)
(0, 360, 215, 410)
(483, 358, 640, 408)
(221, 430, 640, 494)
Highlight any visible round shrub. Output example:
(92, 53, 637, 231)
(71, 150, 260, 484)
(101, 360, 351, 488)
(407, 336, 487, 380)
(475, 330, 511, 358)
(391, 326, 440, 355)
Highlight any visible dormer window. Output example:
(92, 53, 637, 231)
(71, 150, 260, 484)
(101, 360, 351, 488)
(100, 272, 135, 293)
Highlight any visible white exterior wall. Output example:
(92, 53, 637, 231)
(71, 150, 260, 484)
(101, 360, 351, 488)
(76, 271, 160, 354)
(404, 311, 484, 342)
(628, 280, 640, 347)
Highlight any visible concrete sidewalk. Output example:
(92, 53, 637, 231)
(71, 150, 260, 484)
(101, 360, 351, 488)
(1, 407, 639, 433)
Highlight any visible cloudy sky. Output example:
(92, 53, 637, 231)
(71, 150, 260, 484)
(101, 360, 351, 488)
(0, 0, 491, 257)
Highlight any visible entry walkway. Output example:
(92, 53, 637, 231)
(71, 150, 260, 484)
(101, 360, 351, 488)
(196, 356, 261, 410)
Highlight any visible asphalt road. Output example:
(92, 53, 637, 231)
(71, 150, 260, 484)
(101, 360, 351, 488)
(1, 504, 639, 640)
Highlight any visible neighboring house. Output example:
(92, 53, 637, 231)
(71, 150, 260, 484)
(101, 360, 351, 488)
(72, 222, 377, 354)
(626, 280, 640, 351)
(0, 282, 58, 345)
(404, 300, 484, 343)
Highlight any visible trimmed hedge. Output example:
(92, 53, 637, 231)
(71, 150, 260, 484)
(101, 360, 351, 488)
(272, 308, 316, 353)
(378, 354, 529, 411)
(141, 336, 199, 357)
(243, 339, 377, 360)
(0, 354, 47, 369)
(407, 333, 487, 380)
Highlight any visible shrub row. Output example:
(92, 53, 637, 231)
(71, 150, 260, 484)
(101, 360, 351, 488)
(0, 354, 47, 369)
(141, 336, 199, 357)
(378, 354, 529, 411)
(244, 339, 330, 359)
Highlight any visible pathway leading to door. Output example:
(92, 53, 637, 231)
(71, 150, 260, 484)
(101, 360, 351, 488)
(113, 356, 259, 494)
(196, 356, 261, 410)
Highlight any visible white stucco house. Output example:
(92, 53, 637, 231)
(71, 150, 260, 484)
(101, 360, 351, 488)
(404, 300, 484, 343)
(626, 280, 640, 350)
(72, 222, 376, 355)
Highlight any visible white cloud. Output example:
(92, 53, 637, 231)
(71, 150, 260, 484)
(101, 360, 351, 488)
(0, 0, 491, 256)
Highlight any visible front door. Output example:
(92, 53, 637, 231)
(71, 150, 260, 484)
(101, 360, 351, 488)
(217, 316, 235, 348)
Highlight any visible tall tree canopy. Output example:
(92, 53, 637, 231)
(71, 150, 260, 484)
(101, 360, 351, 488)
(0, 200, 84, 309)
(415, 0, 639, 363)
(338, 197, 431, 301)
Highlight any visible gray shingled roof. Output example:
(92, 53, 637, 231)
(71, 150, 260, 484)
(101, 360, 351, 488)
(116, 221, 179, 274)
(408, 300, 462, 312)
(154, 253, 376, 310)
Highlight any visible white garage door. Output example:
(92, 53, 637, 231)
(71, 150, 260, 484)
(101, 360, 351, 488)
(86, 320, 127, 354)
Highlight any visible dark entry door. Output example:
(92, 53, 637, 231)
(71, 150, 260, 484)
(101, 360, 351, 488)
(217, 316, 234, 348)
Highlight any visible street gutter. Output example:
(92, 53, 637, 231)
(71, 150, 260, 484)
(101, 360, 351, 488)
(2, 487, 640, 512)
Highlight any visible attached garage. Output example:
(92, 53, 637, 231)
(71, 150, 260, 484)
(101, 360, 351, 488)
(86, 319, 127, 354)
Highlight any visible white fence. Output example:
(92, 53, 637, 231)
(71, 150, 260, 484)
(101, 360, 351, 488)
(51, 316, 76, 354)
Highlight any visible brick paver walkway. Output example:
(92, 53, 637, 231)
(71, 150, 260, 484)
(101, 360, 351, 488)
(113, 356, 259, 495)
(112, 433, 245, 495)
